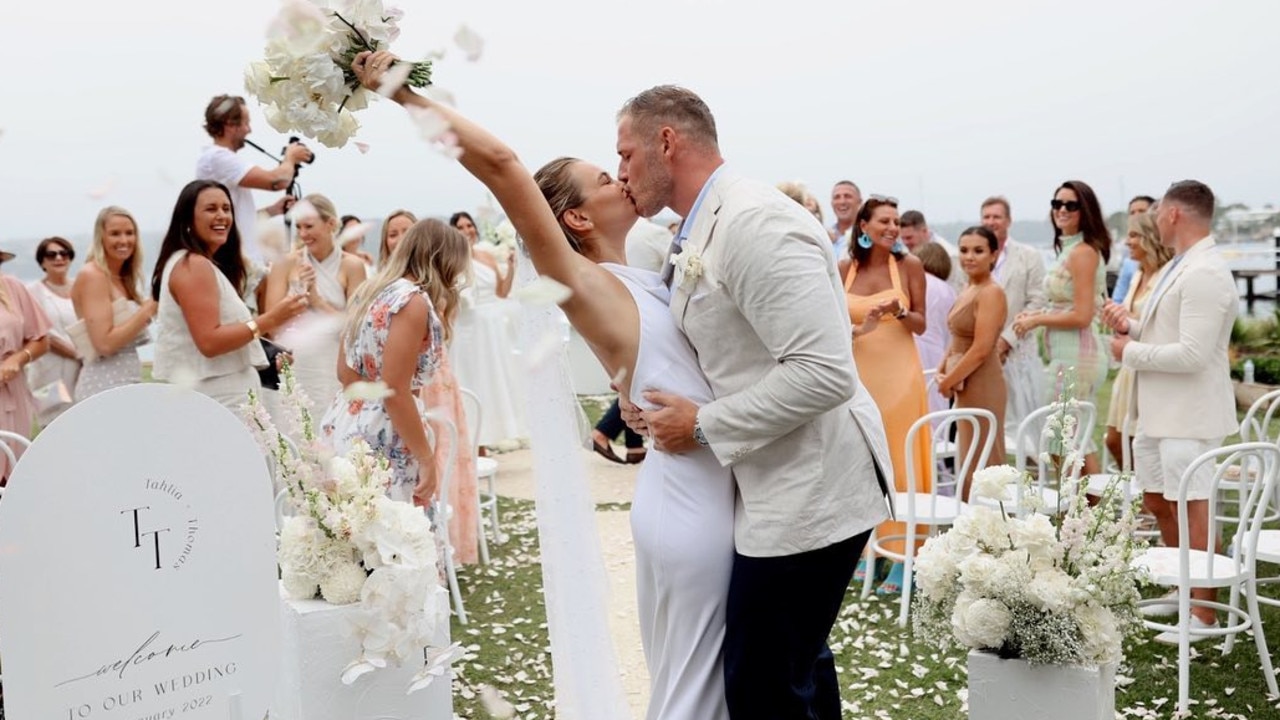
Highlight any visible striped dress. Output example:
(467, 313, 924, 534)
(1041, 234, 1109, 419)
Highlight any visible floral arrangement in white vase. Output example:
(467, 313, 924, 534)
(245, 364, 455, 692)
(912, 393, 1150, 666)
(245, 0, 434, 147)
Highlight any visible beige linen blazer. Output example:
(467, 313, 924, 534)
(1124, 236, 1238, 440)
(997, 239, 1047, 348)
(670, 172, 894, 557)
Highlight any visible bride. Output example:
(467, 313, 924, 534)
(353, 52, 734, 720)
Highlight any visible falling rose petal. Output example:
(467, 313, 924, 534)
(287, 199, 319, 224)
(343, 381, 394, 401)
(340, 659, 377, 685)
(424, 85, 457, 106)
(512, 276, 572, 307)
(453, 24, 485, 62)
(354, 141, 371, 154)
(88, 178, 116, 200)
(337, 221, 371, 245)
(479, 685, 516, 719)
(523, 331, 562, 369)
(424, 47, 446, 61)
(435, 132, 463, 159)
(407, 106, 450, 142)
(377, 62, 414, 98)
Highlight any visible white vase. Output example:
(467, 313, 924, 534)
(967, 650, 1115, 720)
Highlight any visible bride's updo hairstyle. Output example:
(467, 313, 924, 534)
(534, 157, 589, 255)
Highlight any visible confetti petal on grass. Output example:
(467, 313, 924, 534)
(337, 221, 371, 245)
(343, 381, 394, 401)
(512, 276, 572, 307)
(354, 141, 370, 154)
(454, 24, 485, 62)
(479, 685, 516, 718)
(377, 62, 414, 98)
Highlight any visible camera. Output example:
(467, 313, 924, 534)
(284, 136, 316, 165)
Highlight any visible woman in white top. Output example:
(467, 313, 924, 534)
(150, 180, 307, 411)
(71, 207, 155, 402)
(447, 211, 525, 447)
(26, 237, 82, 425)
(912, 242, 957, 420)
(264, 193, 366, 415)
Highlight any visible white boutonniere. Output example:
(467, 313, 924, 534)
(669, 245, 705, 291)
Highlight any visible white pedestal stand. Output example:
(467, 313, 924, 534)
(967, 650, 1115, 720)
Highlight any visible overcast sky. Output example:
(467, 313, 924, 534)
(1, 0, 1277, 240)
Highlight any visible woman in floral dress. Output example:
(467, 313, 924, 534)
(321, 219, 471, 507)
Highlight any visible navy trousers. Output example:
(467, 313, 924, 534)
(723, 529, 870, 719)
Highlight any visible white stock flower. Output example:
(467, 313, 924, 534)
(951, 595, 1012, 650)
(320, 560, 368, 604)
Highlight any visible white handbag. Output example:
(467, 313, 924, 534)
(67, 298, 133, 365)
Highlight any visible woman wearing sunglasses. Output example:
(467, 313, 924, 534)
(27, 238, 82, 426)
(1012, 180, 1111, 476)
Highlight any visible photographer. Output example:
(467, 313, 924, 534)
(195, 95, 313, 269)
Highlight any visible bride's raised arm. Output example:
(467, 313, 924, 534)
(352, 51, 588, 293)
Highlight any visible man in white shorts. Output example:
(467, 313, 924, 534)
(1103, 180, 1237, 642)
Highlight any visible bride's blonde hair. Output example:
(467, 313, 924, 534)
(343, 219, 470, 344)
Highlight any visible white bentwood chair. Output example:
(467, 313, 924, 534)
(460, 388, 500, 560)
(1131, 442, 1280, 715)
(862, 408, 997, 627)
(981, 400, 1095, 516)
(424, 410, 467, 625)
(0, 430, 32, 499)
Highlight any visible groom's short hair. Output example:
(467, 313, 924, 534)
(618, 86, 719, 149)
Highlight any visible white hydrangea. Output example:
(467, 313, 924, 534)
(321, 560, 369, 605)
(1024, 567, 1076, 613)
(282, 570, 320, 600)
(1075, 603, 1122, 665)
(914, 533, 961, 598)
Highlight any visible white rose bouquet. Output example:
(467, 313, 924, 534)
(245, 0, 433, 147)
(244, 362, 454, 692)
(912, 461, 1149, 667)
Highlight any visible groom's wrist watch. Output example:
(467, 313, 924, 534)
(692, 418, 709, 447)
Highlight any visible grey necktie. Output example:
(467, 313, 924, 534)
(660, 234, 683, 287)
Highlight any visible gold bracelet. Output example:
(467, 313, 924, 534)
(247, 319, 262, 340)
(20, 348, 31, 365)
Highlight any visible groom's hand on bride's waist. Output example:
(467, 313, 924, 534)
(643, 391, 701, 454)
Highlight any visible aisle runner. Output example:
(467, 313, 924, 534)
(0, 385, 279, 720)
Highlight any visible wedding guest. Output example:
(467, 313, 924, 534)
(26, 237, 82, 426)
(1013, 180, 1110, 476)
(71, 206, 155, 402)
(449, 209, 525, 449)
(1110, 195, 1158, 304)
(1102, 180, 1236, 639)
(980, 196, 1046, 435)
(901, 210, 961, 288)
(321, 218, 472, 507)
(803, 193, 824, 224)
(841, 195, 930, 594)
(912, 242, 956, 420)
(340, 214, 376, 269)
(151, 180, 307, 411)
(937, 227, 1008, 499)
(384, 210, 481, 564)
(379, 209, 417, 264)
(1103, 210, 1173, 471)
(264, 194, 367, 415)
(829, 180, 862, 256)
(0, 247, 50, 481)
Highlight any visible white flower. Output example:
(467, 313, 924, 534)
(1009, 513, 1058, 562)
(320, 561, 368, 604)
(343, 381, 395, 402)
(970, 465, 1022, 502)
(953, 506, 1009, 550)
(1024, 567, 1075, 613)
(512, 276, 573, 307)
(357, 497, 436, 569)
(282, 570, 320, 600)
(493, 219, 518, 249)
(453, 23, 485, 62)
(956, 554, 1002, 598)
(950, 595, 1012, 650)
(669, 245, 705, 290)
(1075, 603, 1122, 665)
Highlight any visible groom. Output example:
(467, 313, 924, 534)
(617, 86, 893, 718)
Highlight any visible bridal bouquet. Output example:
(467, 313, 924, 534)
(245, 364, 455, 692)
(912, 462, 1149, 666)
(245, 0, 433, 147)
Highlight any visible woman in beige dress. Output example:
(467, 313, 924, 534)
(938, 227, 1008, 500)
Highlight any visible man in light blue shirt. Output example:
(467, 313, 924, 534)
(829, 180, 861, 259)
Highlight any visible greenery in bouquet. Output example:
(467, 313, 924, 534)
(245, 0, 433, 147)
(244, 362, 457, 692)
(912, 442, 1150, 666)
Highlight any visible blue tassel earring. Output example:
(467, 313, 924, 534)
(857, 233, 873, 249)
(890, 240, 907, 255)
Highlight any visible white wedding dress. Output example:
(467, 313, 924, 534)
(604, 263, 734, 720)
(451, 259, 526, 445)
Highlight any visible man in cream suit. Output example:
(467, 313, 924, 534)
(1103, 180, 1236, 641)
(616, 85, 893, 719)
(981, 197, 1046, 431)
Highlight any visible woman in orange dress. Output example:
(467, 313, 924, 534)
(840, 196, 930, 594)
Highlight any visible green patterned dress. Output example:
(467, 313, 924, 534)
(1041, 234, 1109, 421)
